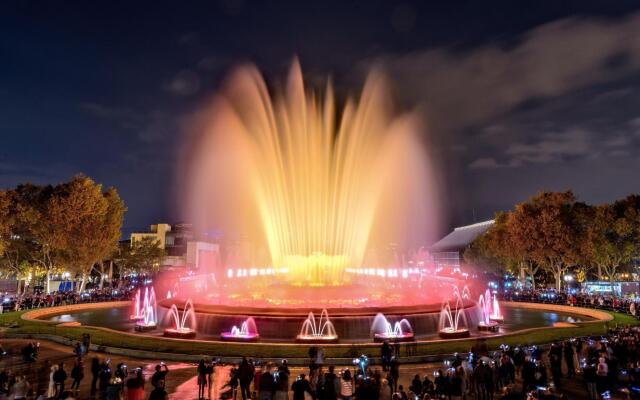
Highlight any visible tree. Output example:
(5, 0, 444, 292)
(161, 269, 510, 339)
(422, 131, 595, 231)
(3, 184, 65, 293)
(115, 237, 165, 276)
(46, 176, 126, 292)
(582, 197, 640, 285)
(467, 211, 540, 288)
(0, 190, 10, 256)
(510, 191, 583, 290)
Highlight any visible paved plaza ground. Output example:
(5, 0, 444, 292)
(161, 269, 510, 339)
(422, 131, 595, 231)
(0, 339, 616, 399)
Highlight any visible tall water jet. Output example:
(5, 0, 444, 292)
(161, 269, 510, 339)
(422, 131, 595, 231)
(183, 59, 438, 292)
(221, 317, 260, 341)
(134, 287, 157, 332)
(371, 313, 414, 342)
(439, 288, 469, 338)
(296, 309, 338, 342)
(164, 299, 197, 339)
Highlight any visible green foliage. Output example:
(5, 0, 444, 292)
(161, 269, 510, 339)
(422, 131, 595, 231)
(473, 190, 640, 289)
(0, 176, 126, 291)
(115, 236, 166, 275)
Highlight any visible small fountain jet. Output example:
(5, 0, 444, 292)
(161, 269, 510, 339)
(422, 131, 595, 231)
(478, 289, 500, 332)
(163, 299, 197, 338)
(297, 309, 338, 342)
(371, 313, 414, 342)
(134, 287, 157, 332)
(221, 317, 260, 341)
(439, 287, 469, 338)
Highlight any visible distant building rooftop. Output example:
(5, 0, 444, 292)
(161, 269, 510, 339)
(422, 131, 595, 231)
(429, 220, 495, 253)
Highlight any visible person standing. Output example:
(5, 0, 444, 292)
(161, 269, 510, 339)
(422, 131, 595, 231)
(389, 358, 400, 393)
(90, 357, 101, 396)
(197, 359, 208, 400)
(149, 380, 168, 400)
(47, 364, 58, 399)
(11, 375, 29, 400)
(291, 374, 313, 400)
(207, 359, 215, 400)
(564, 341, 575, 378)
(151, 363, 169, 390)
(70, 359, 84, 395)
(258, 364, 275, 400)
(583, 361, 598, 400)
(53, 362, 67, 399)
(239, 357, 255, 400)
(99, 360, 113, 399)
(339, 370, 353, 400)
(125, 368, 145, 400)
(322, 365, 338, 400)
(380, 342, 392, 372)
(274, 364, 289, 400)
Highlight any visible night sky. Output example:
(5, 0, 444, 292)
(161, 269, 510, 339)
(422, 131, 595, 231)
(2, 1, 640, 240)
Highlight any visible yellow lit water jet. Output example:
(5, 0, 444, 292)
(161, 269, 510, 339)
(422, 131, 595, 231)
(184, 60, 434, 287)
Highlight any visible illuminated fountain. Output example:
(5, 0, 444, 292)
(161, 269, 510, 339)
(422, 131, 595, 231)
(163, 299, 197, 339)
(439, 288, 469, 338)
(371, 313, 414, 342)
(490, 293, 504, 322)
(296, 309, 339, 342)
(161, 60, 460, 340)
(130, 289, 143, 320)
(182, 59, 436, 299)
(134, 287, 157, 332)
(478, 289, 499, 332)
(220, 317, 260, 342)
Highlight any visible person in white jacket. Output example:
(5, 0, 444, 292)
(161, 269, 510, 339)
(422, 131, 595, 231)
(47, 364, 58, 399)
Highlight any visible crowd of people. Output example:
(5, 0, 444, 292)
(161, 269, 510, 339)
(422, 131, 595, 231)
(0, 288, 133, 313)
(505, 289, 640, 317)
(203, 325, 640, 400)
(0, 342, 170, 400)
(6, 285, 640, 399)
(3, 329, 640, 399)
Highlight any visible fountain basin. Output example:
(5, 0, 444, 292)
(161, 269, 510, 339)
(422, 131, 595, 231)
(220, 332, 260, 342)
(489, 316, 504, 323)
(134, 322, 157, 332)
(164, 328, 197, 339)
(438, 328, 470, 339)
(296, 334, 339, 343)
(477, 321, 500, 332)
(373, 332, 414, 342)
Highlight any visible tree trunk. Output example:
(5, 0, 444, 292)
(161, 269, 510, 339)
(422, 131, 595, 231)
(529, 273, 536, 289)
(108, 260, 113, 284)
(597, 265, 602, 281)
(46, 269, 51, 294)
(99, 262, 105, 289)
(519, 263, 526, 288)
(79, 272, 88, 293)
(607, 268, 616, 291)
(554, 267, 562, 291)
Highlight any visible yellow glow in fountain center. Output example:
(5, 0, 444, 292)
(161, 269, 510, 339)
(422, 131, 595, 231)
(280, 253, 350, 286)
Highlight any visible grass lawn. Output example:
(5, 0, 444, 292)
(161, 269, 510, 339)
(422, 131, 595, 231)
(1, 307, 638, 361)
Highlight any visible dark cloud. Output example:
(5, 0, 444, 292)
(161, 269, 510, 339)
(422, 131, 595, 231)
(381, 12, 640, 134)
(164, 70, 201, 96)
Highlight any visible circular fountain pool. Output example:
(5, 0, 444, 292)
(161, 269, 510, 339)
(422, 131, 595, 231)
(40, 302, 595, 342)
